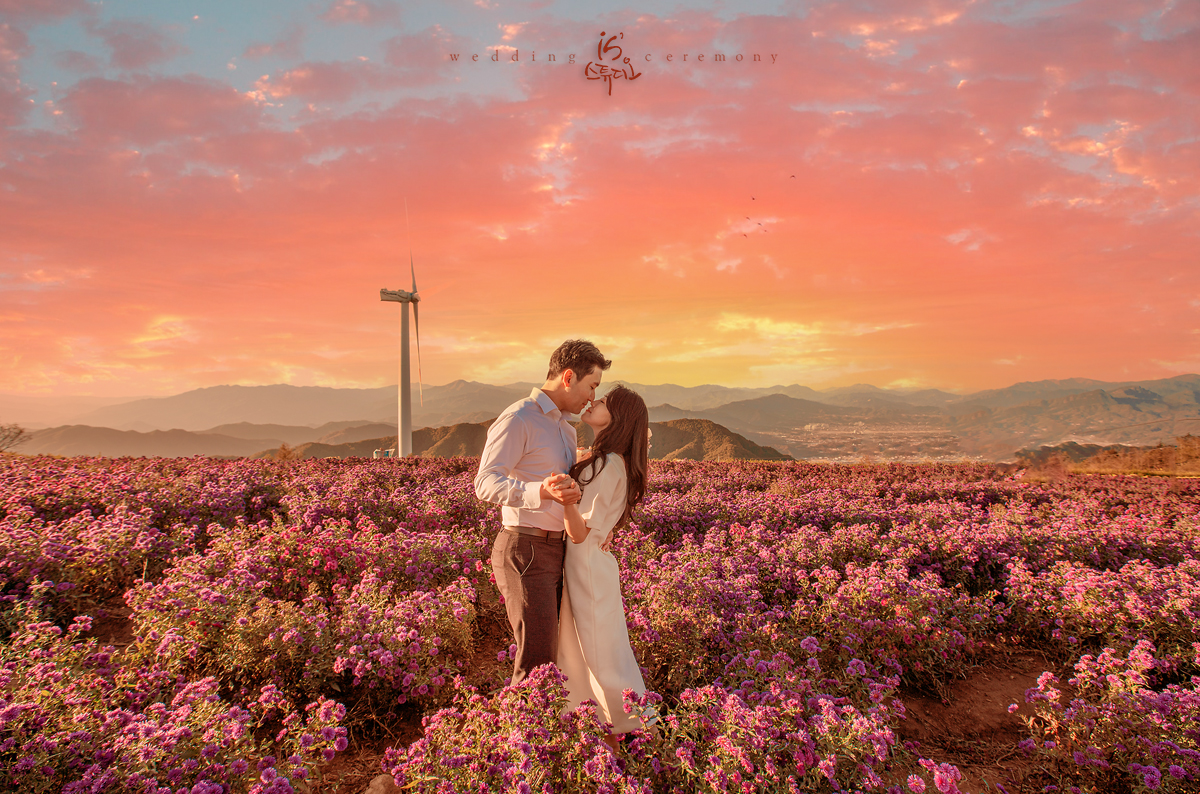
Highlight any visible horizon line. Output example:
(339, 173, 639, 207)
(5, 372, 1200, 403)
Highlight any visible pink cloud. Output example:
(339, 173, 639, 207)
(60, 75, 265, 144)
(254, 60, 396, 102)
(86, 18, 188, 70)
(1129, 27, 1200, 92)
(243, 24, 304, 60)
(0, 0, 88, 22)
(0, 23, 32, 127)
(250, 29, 471, 103)
(54, 48, 103, 72)
(320, 0, 400, 26)
(382, 26, 475, 85)
(0, 24, 30, 76)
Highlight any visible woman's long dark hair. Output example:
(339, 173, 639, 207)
(569, 384, 648, 529)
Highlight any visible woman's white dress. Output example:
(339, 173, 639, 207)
(557, 453, 647, 733)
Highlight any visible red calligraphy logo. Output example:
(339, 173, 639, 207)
(584, 31, 642, 96)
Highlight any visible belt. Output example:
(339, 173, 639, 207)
(503, 525, 564, 539)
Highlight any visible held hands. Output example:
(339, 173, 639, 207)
(541, 473, 581, 506)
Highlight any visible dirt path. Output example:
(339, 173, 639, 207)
(897, 651, 1063, 793)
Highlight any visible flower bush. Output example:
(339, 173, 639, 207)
(623, 648, 906, 793)
(1022, 641, 1200, 792)
(383, 666, 649, 793)
(1, 453, 1198, 790)
(1006, 558, 1200, 677)
(0, 591, 347, 793)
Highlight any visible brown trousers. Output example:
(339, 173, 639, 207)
(490, 529, 565, 686)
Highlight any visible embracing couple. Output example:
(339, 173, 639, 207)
(473, 339, 651, 746)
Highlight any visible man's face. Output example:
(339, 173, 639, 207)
(566, 366, 603, 414)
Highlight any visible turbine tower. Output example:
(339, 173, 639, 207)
(380, 259, 422, 456)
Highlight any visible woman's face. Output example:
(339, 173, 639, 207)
(581, 396, 611, 431)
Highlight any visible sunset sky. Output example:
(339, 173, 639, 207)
(2, 0, 1198, 398)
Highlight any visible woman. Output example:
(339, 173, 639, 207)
(556, 384, 651, 747)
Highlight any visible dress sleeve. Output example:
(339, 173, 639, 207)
(579, 454, 627, 536)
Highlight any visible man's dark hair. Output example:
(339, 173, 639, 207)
(546, 339, 611, 380)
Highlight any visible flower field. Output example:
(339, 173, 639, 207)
(1, 454, 1198, 793)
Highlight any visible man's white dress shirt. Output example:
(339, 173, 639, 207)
(474, 388, 579, 533)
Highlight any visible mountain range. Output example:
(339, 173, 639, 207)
(9, 374, 1200, 461)
(250, 418, 792, 463)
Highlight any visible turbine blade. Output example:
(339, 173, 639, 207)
(405, 198, 416, 292)
(413, 300, 424, 406)
(405, 196, 421, 406)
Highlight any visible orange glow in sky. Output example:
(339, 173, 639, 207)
(2, 0, 1199, 396)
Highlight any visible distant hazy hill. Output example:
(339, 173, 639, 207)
(903, 389, 962, 406)
(0, 393, 138, 429)
(817, 384, 956, 407)
(650, 419, 792, 461)
(1014, 441, 1149, 467)
(693, 394, 854, 433)
(199, 420, 373, 445)
(315, 423, 399, 445)
(412, 382, 529, 425)
(953, 374, 1200, 411)
(75, 385, 394, 431)
(19, 373, 1200, 461)
(17, 420, 392, 458)
(1015, 436, 1200, 476)
(622, 384, 825, 412)
(647, 404, 696, 422)
(415, 422, 493, 457)
(257, 421, 497, 460)
(575, 418, 789, 461)
(22, 426, 277, 458)
(951, 386, 1198, 457)
(270, 418, 790, 462)
(73, 381, 529, 432)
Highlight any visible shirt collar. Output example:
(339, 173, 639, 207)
(532, 388, 563, 419)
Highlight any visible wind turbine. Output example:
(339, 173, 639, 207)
(380, 233, 423, 457)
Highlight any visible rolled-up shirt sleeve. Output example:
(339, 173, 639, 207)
(474, 413, 543, 509)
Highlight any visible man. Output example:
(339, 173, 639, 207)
(474, 339, 611, 685)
